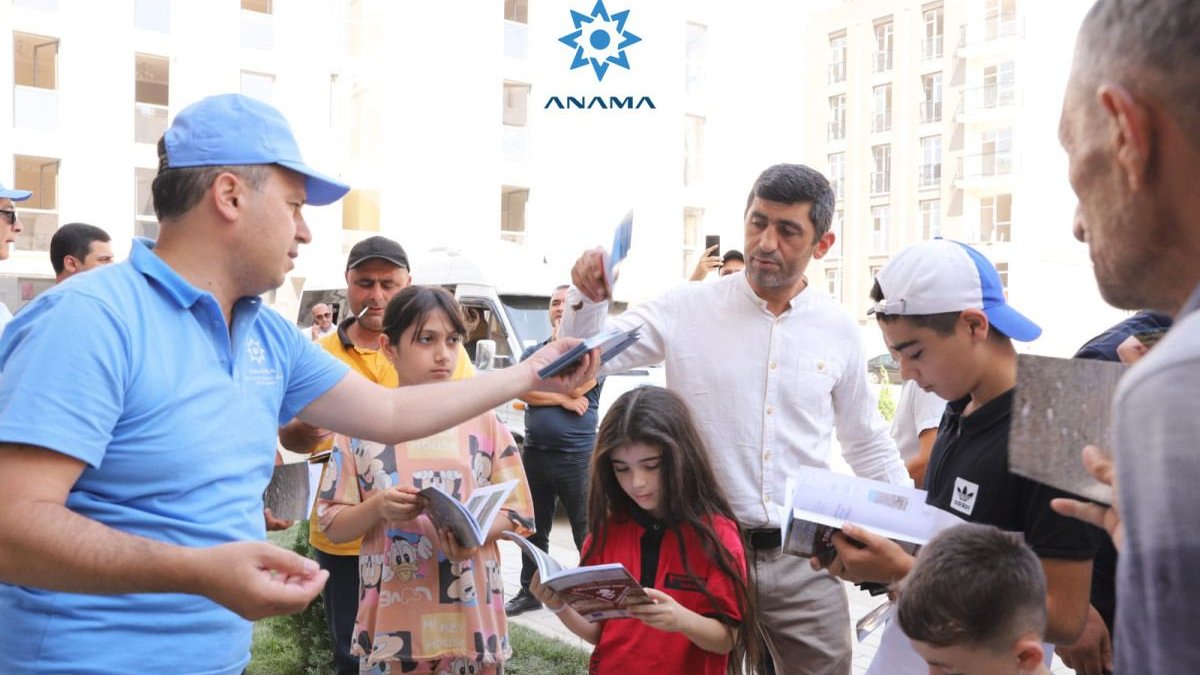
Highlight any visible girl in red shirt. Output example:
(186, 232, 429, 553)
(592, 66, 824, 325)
(530, 386, 762, 675)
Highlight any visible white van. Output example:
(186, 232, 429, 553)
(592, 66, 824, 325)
(291, 245, 663, 443)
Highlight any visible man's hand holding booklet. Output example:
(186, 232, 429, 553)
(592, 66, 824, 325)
(536, 325, 641, 379)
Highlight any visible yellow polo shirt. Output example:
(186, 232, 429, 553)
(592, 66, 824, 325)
(308, 325, 475, 556)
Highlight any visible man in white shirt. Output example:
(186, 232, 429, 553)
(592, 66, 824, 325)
(890, 380, 947, 487)
(309, 302, 336, 341)
(561, 163, 910, 675)
(0, 182, 32, 331)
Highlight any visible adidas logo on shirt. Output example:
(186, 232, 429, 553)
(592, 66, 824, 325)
(950, 477, 979, 516)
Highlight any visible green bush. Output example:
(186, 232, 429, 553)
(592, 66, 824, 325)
(877, 369, 896, 423)
(248, 521, 331, 675)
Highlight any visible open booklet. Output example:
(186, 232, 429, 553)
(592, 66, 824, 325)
(420, 479, 518, 549)
(502, 531, 654, 622)
(535, 325, 641, 379)
(1009, 354, 1124, 504)
(779, 466, 962, 565)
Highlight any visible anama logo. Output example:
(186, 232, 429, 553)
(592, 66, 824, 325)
(558, 0, 642, 82)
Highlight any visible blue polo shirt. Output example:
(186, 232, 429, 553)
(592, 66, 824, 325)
(0, 239, 349, 675)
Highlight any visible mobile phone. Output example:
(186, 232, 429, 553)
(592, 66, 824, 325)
(1133, 328, 1168, 349)
(704, 235, 720, 260)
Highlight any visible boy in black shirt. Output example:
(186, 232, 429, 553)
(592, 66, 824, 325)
(814, 239, 1096, 649)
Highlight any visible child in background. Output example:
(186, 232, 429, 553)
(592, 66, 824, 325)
(318, 286, 534, 675)
(898, 523, 1051, 675)
(530, 386, 761, 675)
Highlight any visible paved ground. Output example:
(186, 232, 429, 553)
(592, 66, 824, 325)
(499, 513, 1073, 674)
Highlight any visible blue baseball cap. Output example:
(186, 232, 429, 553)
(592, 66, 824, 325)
(0, 182, 32, 202)
(162, 94, 350, 206)
(868, 239, 1042, 342)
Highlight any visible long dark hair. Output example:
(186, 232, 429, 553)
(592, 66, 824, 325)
(380, 285, 467, 347)
(583, 386, 763, 674)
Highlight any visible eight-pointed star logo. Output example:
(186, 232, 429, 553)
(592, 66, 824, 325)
(559, 0, 642, 82)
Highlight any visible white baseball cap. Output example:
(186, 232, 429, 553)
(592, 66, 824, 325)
(868, 239, 1041, 342)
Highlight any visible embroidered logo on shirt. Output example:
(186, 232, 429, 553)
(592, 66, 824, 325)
(246, 337, 266, 365)
(951, 477, 979, 516)
(664, 573, 706, 592)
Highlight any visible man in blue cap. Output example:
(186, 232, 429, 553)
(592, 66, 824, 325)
(0, 94, 597, 675)
(0, 181, 31, 328)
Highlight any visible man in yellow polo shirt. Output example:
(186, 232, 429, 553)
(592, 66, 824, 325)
(279, 236, 473, 675)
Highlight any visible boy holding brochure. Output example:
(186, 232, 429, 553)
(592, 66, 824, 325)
(813, 240, 1097, 672)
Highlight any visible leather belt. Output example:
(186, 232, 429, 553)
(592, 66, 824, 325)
(748, 528, 781, 550)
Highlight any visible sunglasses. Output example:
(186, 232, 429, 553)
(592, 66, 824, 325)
(315, 312, 333, 319)
(0, 209, 16, 225)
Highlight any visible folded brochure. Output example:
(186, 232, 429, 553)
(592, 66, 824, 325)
(536, 325, 641, 379)
(602, 210, 633, 293)
(420, 479, 517, 549)
(502, 531, 653, 622)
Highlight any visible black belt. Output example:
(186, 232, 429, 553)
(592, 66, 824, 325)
(748, 528, 781, 550)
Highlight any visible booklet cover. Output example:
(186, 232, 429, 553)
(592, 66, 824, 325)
(536, 325, 641, 379)
(263, 461, 324, 521)
(1009, 354, 1125, 504)
(502, 531, 654, 622)
(421, 479, 518, 548)
(601, 210, 634, 293)
(778, 467, 960, 561)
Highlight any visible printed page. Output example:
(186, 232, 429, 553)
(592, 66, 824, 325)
(786, 466, 961, 546)
(1009, 354, 1122, 504)
(421, 485, 485, 548)
(464, 479, 518, 539)
(501, 531, 566, 580)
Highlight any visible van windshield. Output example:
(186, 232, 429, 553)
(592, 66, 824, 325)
(500, 295, 552, 348)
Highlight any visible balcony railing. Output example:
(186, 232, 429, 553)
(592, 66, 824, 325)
(923, 36, 943, 60)
(871, 112, 891, 133)
(979, 221, 1012, 243)
(873, 51, 892, 73)
(134, 103, 168, 144)
(959, 12, 1021, 47)
(919, 163, 942, 187)
(827, 120, 845, 141)
(827, 62, 846, 84)
(961, 84, 1016, 113)
(919, 100, 942, 123)
(958, 152, 1014, 179)
(870, 171, 890, 195)
(14, 85, 58, 131)
(504, 20, 528, 59)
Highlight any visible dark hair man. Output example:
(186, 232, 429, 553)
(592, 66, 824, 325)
(50, 222, 115, 283)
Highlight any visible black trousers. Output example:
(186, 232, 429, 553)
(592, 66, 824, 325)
(518, 447, 591, 589)
(315, 549, 360, 675)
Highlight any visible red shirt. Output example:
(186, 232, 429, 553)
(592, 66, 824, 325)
(585, 511, 746, 675)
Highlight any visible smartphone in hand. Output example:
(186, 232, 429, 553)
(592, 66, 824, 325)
(704, 235, 720, 261)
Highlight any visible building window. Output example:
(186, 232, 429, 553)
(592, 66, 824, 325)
(871, 205, 890, 253)
(869, 264, 884, 289)
(923, 6, 943, 60)
(684, 115, 705, 186)
(504, 0, 528, 23)
(872, 84, 892, 133)
(134, 54, 169, 145)
(134, 167, 159, 240)
(996, 262, 1009, 291)
(825, 267, 841, 303)
(685, 23, 706, 96)
(980, 194, 1013, 242)
(828, 208, 843, 258)
(828, 94, 845, 141)
(342, 190, 381, 232)
(919, 136, 942, 187)
(871, 145, 891, 195)
(240, 70, 274, 104)
(981, 61, 1016, 108)
(828, 32, 847, 83)
(503, 82, 530, 127)
(921, 72, 942, 123)
(14, 32, 58, 89)
(240, 1, 273, 49)
(135, 0, 170, 32)
(682, 207, 703, 277)
(241, 0, 271, 13)
(12, 155, 59, 252)
(984, 0, 1018, 40)
(981, 127, 1014, 175)
(920, 199, 941, 239)
(501, 186, 528, 245)
(873, 19, 893, 73)
(828, 153, 845, 201)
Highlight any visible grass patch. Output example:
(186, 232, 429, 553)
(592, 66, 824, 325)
(250, 525, 590, 674)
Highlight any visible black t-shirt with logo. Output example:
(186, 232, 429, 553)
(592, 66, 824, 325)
(924, 389, 1097, 561)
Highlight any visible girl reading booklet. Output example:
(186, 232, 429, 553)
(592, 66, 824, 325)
(318, 286, 533, 674)
(531, 386, 762, 675)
